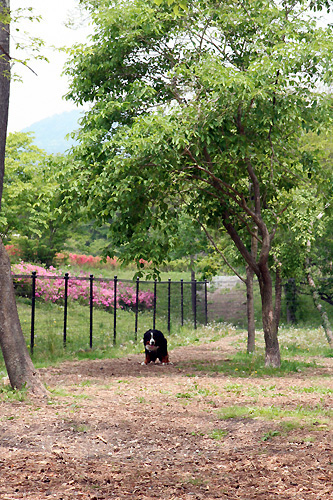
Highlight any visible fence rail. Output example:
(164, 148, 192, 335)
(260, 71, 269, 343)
(12, 272, 209, 354)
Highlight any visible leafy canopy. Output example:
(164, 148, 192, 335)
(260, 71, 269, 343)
(65, 0, 333, 271)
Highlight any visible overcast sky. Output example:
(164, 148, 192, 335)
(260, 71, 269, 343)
(8, 0, 91, 132)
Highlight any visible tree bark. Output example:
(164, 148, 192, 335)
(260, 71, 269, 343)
(0, 0, 10, 209)
(0, 0, 48, 396)
(274, 263, 282, 331)
(258, 271, 281, 367)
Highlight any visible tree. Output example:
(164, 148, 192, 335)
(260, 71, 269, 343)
(65, 0, 333, 367)
(0, 1, 47, 395)
(0, 0, 9, 206)
(270, 123, 333, 342)
(301, 128, 333, 310)
(273, 185, 333, 345)
(1, 132, 72, 266)
(1, 132, 49, 241)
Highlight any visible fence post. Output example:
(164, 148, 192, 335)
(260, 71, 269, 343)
(193, 279, 197, 330)
(89, 274, 94, 349)
(167, 278, 171, 332)
(180, 279, 184, 327)
(153, 279, 157, 330)
(30, 271, 36, 355)
(204, 279, 208, 325)
(135, 277, 139, 342)
(63, 272, 69, 347)
(113, 276, 117, 345)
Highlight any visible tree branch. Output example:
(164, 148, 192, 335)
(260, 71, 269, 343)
(197, 220, 246, 283)
(0, 44, 38, 75)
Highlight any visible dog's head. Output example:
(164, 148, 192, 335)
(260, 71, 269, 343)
(143, 329, 163, 352)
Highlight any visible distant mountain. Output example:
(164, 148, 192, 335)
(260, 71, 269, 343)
(22, 109, 83, 154)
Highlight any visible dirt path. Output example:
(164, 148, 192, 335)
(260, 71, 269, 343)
(0, 332, 332, 500)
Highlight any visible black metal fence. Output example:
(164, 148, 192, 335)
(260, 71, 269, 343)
(13, 273, 209, 354)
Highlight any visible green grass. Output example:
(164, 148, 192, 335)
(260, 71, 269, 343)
(217, 404, 333, 428)
(180, 351, 318, 378)
(209, 429, 228, 440)
(176, 392, 194, 399)
(261, 430, 281, 441)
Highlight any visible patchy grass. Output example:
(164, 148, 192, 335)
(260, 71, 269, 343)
(217, 404, 333, 430)
(261, 430, 281, 441)
(209, 429, 229, 440)
(290, 385, 333, 395)
(180, 351, 318, 377)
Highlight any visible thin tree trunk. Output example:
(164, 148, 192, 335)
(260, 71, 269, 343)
(0, 0, 10, 207)
(274, 262, 282, 330)
(0, 0, 48, 395)
(190, 257, 196, 317)
(246, 267, 255, 353)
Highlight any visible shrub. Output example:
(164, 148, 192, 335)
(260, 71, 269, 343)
(5, 244, 22, 262)
(11, 262, 154, 312)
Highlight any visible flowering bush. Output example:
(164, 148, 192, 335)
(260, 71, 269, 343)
(12, 262, 154, 312)
(55, 252, 120, 269)
(55, 252, 152, 270)
(5, 244, 22, 260)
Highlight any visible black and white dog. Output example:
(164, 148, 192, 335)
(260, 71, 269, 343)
(143, 329, 170, 365)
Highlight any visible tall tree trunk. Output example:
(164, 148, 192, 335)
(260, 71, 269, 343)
(221, 155, 281, 367)
(0, 0, 47, 395)
(258, 270, 281, 367)
(222, 215, 281, 366)
(0, 0, 10, 206)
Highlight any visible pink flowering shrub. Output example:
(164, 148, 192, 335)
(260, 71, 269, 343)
(12, 262, 154, 312)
